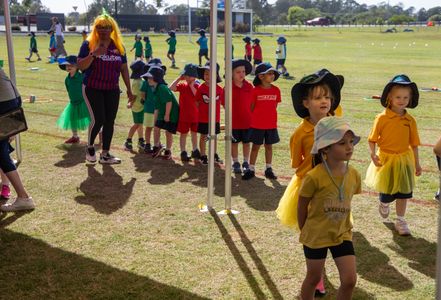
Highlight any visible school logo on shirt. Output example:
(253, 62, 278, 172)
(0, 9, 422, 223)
(98, 54, 122, 62)
(202, 94, 219, 104)
(323, 196, 351, 222)
(256, 95, 277, 101)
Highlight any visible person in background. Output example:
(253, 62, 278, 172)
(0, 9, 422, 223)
(25, 32, 41, 61)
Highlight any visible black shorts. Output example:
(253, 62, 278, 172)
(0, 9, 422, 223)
(232, 129, 250, 143)
(379, 192, 413, 203)
(303, 240, 355, 260)
(249, 128, 279, 145)
(168, 50, 176, 55)
(155, 120, 177, 134)
(245, 55, 252, 61)
(199, 49, 209, 57)
(198, 122, 220, 135)
(254, 59, 262, 65)
(31, 48, 38, 53)
(276, 59, 286, 66)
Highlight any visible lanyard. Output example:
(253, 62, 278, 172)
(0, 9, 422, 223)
(322, 156, 349, 202)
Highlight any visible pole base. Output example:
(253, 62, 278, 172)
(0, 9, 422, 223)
(218, 209, 239, 215)
(198, 203, 212, 213)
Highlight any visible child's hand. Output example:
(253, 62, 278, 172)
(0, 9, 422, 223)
(371, 154, 382, 167)
(126, 101, 133, 109)
(415, 163, 422, 176)
(164, 115, 170, 122)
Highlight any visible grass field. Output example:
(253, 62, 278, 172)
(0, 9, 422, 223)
(0, 26, 439, 299)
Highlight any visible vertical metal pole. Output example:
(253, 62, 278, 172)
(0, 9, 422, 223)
(250, 10, 253, 38)
(437, 197, 441, 299)
(3, 0, 22, 165)
(188, 0, 191, 42)
(207, 0, 218, 209)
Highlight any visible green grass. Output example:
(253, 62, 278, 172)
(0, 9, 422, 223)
(0, 26, 439, 299)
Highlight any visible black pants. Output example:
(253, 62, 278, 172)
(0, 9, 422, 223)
(83, 86, 120, 151)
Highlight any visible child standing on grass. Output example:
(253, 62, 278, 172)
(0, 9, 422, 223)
(56, 56, 90, 144)
(124, 60, 147, 151)
(196, 29, 209, 66)
(298, 116, 361, 300)
(275, 36, 289, 77)
(170, 63, 200, 162)
(243, 36, 252, 62)
(25, 32, 41, 61)
(365, 74, 422, 236)
(81, 30, 88, 41)
(195, 62, 224, 165)
(251, 38, 262, 74)
(242, 63, 281, 180)
(130, 34, 143, 60)
(166, 30, 177, 68)
(227, 59, 253, 174)
(48, 30, 57, 60)
(143, 36, 153, 62)
(142, 66, 179, 160)
(276, 69, 343, 296)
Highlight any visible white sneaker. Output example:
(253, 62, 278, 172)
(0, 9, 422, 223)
(86, 146, 97, 163)
(379, 202, 390, 218)
(1, 197, 35, 212)
(99, 153, 121, 164)
(395, 219, 411, 236)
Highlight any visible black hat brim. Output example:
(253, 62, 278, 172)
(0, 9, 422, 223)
(197, 66, 222, 83)
(253, 68, 280, 86)
(232, 59, 252, 75)
(291, 72, 342, 118)
(381, 82, 419, 108)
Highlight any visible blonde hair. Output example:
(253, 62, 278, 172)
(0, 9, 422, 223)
(87, 14, 125, 55)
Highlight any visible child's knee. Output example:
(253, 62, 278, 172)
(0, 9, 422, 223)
(304, 273, 322, 286)
(341, 273, 357, 290)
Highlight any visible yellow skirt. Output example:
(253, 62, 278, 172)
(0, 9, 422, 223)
(365, 149, 415, 195)
(276, 174, 303, 230)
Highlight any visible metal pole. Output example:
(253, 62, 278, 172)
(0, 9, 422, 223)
(3, 0, 23, 165)
(188, 0, 191, 42)
(250, 10, 253, 38)
(437, 194, 441, 299)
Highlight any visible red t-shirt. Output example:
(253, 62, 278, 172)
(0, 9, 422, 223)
(245, 43, 252, 56)
(250, 85, 281, 129)
(176, 81, 200, 123)
(196, 83, 224, 123)
(222, 80, 253, 129)
(252, 44, 262, 60)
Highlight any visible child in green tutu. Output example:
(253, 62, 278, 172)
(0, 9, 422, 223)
(57, 56, 91, 144)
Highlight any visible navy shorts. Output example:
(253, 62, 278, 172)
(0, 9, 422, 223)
(0, 98, 20, 173)
(276, 59, 286, 66)
(303, 240, 355, 260)
(232, 129, 250, 143)
(198, 122, 220, 135)
(249, 128, 279, 145)
(199, 49, 209, 57)
(31, 47, 38, 53)
(254, 59, 262, 65)
(155, 120, 177, 134)
(379, 192, 413, 203)
(168, 50, 176, 55)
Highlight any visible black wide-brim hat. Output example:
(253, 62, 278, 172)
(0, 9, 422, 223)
(141, 66, 167, 85)
(291, 69, 342, 118)
(252, 38, 260, 44)
(58, 55, 78, 71)
(243, 36, 251, 43)
(198, 29, 206, 35)
(253, 62, 280, 86)
(147, 58, 167, 74)
(232, 59, 252, 76)
(197, 62, 221, 83)
(181, 63, 199, 77)
(130, 60, 147, 79)
(381, 74, 419, 108)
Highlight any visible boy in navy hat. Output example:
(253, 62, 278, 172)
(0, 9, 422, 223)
(275, 36, 289, 77)
(243, 36, 252, 62)
(243, 62, 281, 180)
(196, 29, 209, 66)
(48, 30, 57, 60)
(166, 30, 177, 68)
(130, 34, 143, 60)
(25, 32, 42, 61)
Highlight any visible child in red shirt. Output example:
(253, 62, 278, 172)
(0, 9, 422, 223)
(252, 38, 262, 74)
(243, 36, 252, 62)
(242, 62, 281, 180)
(170, 63, 200, 162)
(195, 62, 224, 165)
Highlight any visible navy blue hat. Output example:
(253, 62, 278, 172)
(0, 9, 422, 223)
(252, 38, 260, 44)
(381, 74, 419, 108)
(243, 36, 251, 43)
(277, 36, 287, 43)
(291, 69, 342, 118)
(168, 30, 176, 37)
(232, 59, 252, 76)
(198, 29, 206, 36)
(58, 55, 78, 71)
(253, 62, 280, 86)
(141, 66, 167, 85)
(197, 62, 222, 83)
(28, 32, 35, 37)
(147, 58, 167, 74)
(181, 63, 198, 78)
(143, 36, 150, 42)
(130, 60, 147, 79)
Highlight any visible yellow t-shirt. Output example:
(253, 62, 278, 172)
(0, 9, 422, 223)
(334, 104, 343, 117)
(289, 118, 315, 178)
(299, 164, 361, 249)
(131, 79, 144, 113)
(368, 108, 420, 154)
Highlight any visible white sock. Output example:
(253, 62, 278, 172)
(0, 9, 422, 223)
(249, 165, 255, 171)
(233, 157, 239, 163)
(243, 157, 248, 163)
(266, 164, 272, 169)
(397, 215, 405, 221)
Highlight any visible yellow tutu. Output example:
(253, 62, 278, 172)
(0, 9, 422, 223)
(365, 149, 415, 195)
(276, 175, 303, 230)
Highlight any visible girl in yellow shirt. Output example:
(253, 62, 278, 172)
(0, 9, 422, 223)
(298, 116, 361, 300)
(365, 74, 421, 236)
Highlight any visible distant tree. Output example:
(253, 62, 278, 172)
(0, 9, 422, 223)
(287, 6, 304, 24)
(388, 14, 415, 24)
(164, 4, 188, 15)
(416, 8, 428, 21)
(427, 6, 441, 18)
(428, 14, 441, 22)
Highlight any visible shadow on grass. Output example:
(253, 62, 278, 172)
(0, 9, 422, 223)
(0, 211, 31, 228)
(54, 144, 85, 168)
(0, 229, 209, 299)
(384, 222, 436, 278)
(75, 165, 136, 215)
(353, 231, 414, 291)
(322, 273, 377, 299)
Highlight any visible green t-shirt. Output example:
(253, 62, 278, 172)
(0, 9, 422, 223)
(140, 81, 156, 114)
(133, 40, 143, 57)
(167, 37, 177, 52)
(30, 36, 37, 49)
(154, 84, 179, 123)
(131, 79, 144, 112)
(65, 71, 85, 105)
(144, 42, 152, 57)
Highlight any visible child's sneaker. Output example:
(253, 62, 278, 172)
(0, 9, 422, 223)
(264, 167, 277, 179)
(315, 276, 326, 297)
(242, 169, 255, 180)
(434, 190, 440, 201)
(181, 151, 191, 162)
(25, 57, 30, 61)
(0, 185, 11, 200)
(144, 143, 153, 154)
(395, 219, 411, 236)
(232, 162, 242, 174)
(85, 146, 97, 163)
(379, 202, 390, 219)
(137, 138, 146, 149)
(162, 149, 172, 160)
(214, 153, 223, 164)
(191, 149, 201, 160)
(242, 161, 250, 171)
(99, 152, 121, 164)
(1, 196, 35, 212)
(151, 145, 163, 158)
(124, 139, 133, 151)
(65, 136, 80, 144)
(200, 155, 208, 165)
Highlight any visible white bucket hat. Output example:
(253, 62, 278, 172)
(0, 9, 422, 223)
(311, 117, 360, 154)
